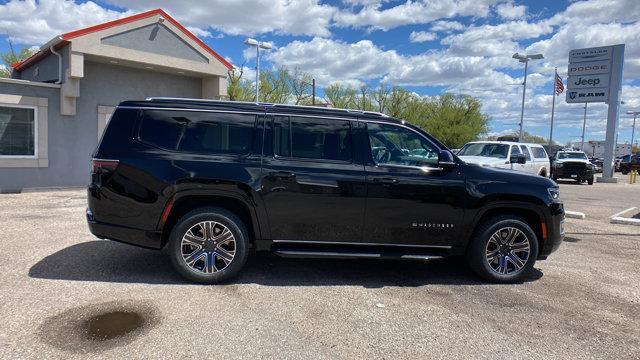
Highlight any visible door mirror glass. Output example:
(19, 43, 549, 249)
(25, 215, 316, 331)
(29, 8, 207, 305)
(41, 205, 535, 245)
(438, 150, 456, 167)
(510, 154, 526, 164)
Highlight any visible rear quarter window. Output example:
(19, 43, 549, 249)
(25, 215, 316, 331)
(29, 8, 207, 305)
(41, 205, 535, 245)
(138, 110, 256, 155)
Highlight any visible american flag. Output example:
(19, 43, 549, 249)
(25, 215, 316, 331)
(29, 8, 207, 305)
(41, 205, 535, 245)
(555, 73, 564, 95)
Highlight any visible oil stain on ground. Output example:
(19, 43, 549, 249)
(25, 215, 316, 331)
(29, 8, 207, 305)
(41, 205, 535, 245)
(38, 300, 160, 353)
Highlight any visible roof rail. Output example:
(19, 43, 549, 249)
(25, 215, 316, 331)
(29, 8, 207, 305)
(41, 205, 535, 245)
(144, 97, 389, 117)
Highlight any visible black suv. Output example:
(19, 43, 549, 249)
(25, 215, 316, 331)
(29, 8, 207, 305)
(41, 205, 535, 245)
(88, 98, 564, 284)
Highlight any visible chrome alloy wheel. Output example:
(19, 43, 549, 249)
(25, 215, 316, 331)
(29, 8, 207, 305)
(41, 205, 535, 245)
(181, 221, 236, 274)
(485, 227, 531, 275)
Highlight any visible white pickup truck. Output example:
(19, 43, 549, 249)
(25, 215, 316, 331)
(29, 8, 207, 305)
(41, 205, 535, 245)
(457, 141, 551, 177)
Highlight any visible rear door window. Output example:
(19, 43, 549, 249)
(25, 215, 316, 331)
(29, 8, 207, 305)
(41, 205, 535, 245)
(273, 116, 352, 162)
(138, 110, 256, 155)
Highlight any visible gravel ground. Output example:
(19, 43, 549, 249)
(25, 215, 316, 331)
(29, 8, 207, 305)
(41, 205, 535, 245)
(0, 175, 638, 359)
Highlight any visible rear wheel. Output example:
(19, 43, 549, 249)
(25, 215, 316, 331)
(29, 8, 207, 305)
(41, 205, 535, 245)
(466, 216, 539, 283)
(167, 207, 249, 284)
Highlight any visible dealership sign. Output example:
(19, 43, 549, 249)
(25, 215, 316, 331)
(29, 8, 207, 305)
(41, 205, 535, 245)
(566, 46, 621, 103)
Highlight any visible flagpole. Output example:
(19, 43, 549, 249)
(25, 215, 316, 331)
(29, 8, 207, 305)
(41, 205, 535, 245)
(549, 67, 557, 150)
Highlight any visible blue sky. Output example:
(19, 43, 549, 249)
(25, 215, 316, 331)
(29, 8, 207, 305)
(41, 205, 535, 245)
(1, 0, 639, 145)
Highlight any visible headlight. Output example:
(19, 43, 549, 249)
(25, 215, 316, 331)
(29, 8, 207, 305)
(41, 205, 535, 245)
(586, 163, 593, 169)
(548, 187, 560, 201)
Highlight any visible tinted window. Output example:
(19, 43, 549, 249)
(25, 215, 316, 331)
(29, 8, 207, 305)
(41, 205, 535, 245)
(139, 110, 255, 154)
(510, 145, 521, 156)
(367, 122, 438, 166)
(557, 152, 587, 160)
(531, 146, 548, 159)
(273, 116, 352, 161)
(520, 145, 531, 161)
(0, 106, 35, 156)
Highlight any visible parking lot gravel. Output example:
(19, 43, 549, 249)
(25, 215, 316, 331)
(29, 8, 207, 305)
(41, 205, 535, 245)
(0, 176, 639, 359)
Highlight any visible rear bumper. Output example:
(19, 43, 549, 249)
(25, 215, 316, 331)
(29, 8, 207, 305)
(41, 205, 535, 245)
(538, 203, 564, 259)
(87, 208, 162, 249)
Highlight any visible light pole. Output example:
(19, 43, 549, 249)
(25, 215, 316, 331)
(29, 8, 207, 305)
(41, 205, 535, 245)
(513, 52, 544, 142)
(244, 38, 272, 102)
(627, 110, 639, 153)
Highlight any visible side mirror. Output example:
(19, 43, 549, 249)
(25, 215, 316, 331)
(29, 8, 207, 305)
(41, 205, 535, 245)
(438, 150, 457, 168)
(510, 154, 526, 164)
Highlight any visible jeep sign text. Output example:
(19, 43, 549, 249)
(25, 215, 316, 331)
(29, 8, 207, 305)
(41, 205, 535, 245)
(567, 74, 609, 89)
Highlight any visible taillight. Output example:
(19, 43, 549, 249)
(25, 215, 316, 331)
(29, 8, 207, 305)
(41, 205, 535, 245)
(91, 159, 119, 174)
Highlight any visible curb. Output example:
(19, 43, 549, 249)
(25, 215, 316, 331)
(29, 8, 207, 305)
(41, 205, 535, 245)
(565, 211, 586, 219)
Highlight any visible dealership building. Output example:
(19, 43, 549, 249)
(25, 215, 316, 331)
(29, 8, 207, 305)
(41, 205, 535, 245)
(0, 9, 232, 192)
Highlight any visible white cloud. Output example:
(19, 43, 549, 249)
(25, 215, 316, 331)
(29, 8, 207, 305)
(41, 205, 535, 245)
(409, 31, 437, 43)
(0, 0, 128, 45)
(495, 2, 526, 20)
(103, 0, 336, 37)
(430, 20, 466, 32)
(333, 0, 500, 31)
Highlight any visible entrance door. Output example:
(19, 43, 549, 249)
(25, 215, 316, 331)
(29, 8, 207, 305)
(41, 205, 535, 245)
(260, 115, 367, 243)
(363, 122, 466, 246)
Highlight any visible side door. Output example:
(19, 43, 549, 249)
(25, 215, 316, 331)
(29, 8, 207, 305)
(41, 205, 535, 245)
(519, 145, 535, 174)
(259, 114, 367, 243)
(363, 121, 467, 247)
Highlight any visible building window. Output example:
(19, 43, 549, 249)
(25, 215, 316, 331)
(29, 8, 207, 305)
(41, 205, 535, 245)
(0, 105, 36, 157)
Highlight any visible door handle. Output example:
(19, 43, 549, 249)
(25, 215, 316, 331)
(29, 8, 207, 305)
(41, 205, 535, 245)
(373, 177, 398, 185)
(269, 171, 296, 179)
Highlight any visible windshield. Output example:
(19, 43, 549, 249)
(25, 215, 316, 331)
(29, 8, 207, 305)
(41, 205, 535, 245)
(458, 143, 509, 159)
(557, 152, 587, 160)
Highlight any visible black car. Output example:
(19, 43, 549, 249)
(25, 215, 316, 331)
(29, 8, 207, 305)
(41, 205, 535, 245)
(552, 151, 595, 184)
(88, 98, 564, 284)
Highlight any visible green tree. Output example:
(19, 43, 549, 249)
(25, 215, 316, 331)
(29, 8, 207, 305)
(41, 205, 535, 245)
(226, 65, 254, 101)
(1, 44, 37, 78)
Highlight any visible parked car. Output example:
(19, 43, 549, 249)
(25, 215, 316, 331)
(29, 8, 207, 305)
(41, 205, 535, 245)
(552, 151, 595, 184)
(88, 98, 564, 284)
(457, 141, 551, 177)
(619, 154, 640, 175)
(588, 157, 603, 173)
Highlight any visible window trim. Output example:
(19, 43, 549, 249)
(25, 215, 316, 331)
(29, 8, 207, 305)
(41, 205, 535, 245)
(271, 115, 355, 164)
(0, 103, 38, 159)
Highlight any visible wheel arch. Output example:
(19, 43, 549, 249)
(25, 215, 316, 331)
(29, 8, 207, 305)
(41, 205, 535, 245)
(464, 202, 547, 254)
(159, 190, 265, 249)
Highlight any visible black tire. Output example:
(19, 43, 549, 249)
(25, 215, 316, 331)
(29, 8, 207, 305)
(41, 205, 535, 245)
(621, 167, 629, 175)
(167, 207, 249, 284)
(588, 177, 594, 185)
(466, 216, 539, 283)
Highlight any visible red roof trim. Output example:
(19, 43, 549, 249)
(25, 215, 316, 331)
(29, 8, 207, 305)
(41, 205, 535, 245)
(12, 41, 70, 71)
(13, 8, 232, 71)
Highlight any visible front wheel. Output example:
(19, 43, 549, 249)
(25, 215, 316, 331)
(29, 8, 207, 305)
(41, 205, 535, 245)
(621, 167, 629, 175)
(466, 216, 539, 283)
(588, 177, 594, 185)
(167, 207, 249, 284)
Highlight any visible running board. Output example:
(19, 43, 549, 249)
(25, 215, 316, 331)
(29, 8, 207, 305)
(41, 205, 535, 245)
(273, 248, 447, 261)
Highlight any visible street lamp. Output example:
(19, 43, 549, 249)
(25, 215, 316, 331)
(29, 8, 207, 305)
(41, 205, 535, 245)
(513, 52, 544, 142)
(627, 110, 639, 152)
(244, 38, 272, 102)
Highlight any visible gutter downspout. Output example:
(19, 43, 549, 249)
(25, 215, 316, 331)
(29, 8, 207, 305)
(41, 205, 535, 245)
(49, 45, 62, 84)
